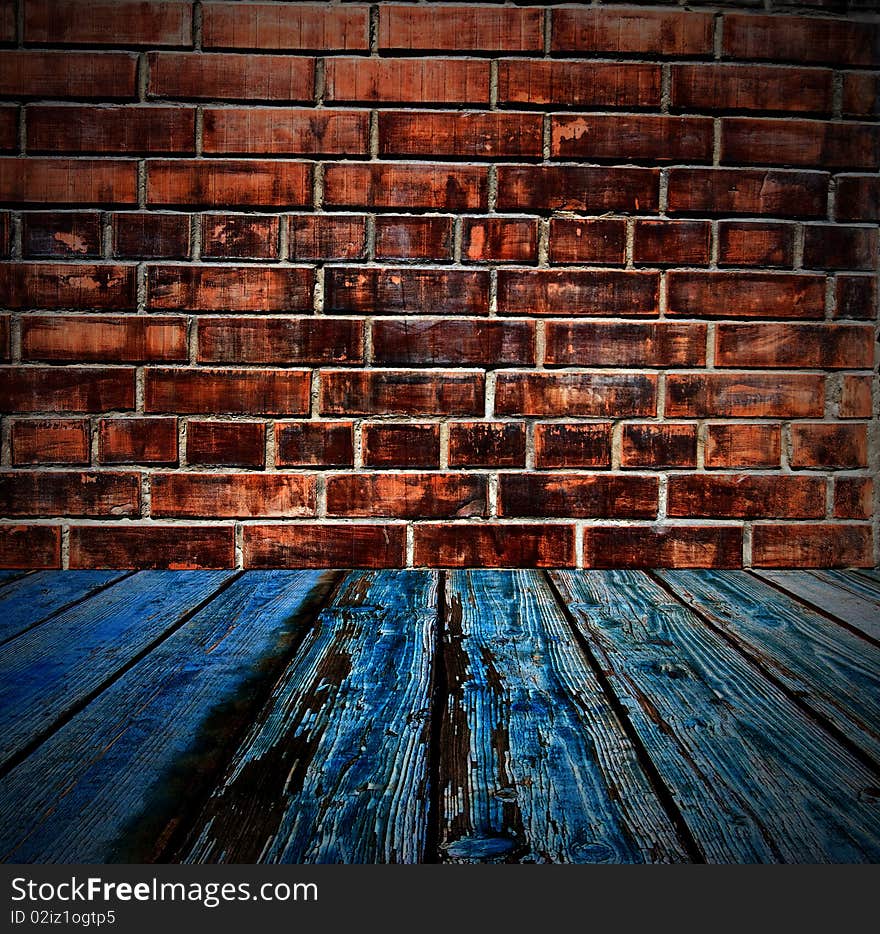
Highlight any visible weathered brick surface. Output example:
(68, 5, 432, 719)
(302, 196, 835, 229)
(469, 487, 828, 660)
(1, 0, 876, 568)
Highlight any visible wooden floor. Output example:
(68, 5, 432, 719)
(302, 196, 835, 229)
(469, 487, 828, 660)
(0, 567, 878, 864)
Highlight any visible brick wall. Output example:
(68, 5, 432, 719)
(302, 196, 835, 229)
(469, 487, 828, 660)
(0, 0, 877, 570)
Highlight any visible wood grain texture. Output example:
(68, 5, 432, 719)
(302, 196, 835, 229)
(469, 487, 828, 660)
(658, 570, 880, 765)
(0, 571, 335, 863)
(441, 570, 687, 863)
(0, 569, 128, 644)
(804, 570, 880, 614)
(856, 569, 880, 586)
(550, 570, 880, 863)
(756, 570, 880, 641)
(181, 570, 438, 864)
(0, 570, 234, 770)
(0, 570, 31, 589)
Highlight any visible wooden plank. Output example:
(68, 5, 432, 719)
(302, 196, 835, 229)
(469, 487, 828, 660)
(856, 569, 880, 586)
(440, 570, 688, 864)
(0, 570, 336, 863)
(819, 569, 880, 603)
(0, 570, 129, 644)
(0, 570, 32, 589)
(755, 570, 880, 642)
(658, 570, 880, 765)
(550, 570, 880, 863)
(0, 569, 235, 771)
(181, 570, 437, 864)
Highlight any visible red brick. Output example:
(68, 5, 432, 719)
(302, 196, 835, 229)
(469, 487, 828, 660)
(834, 478, 873, 520)
(197, 317, 362, 366)
(495, 373, 657, 417)
(0, 159, 137, 206)
(414, 523, 576, 568)
(0, 51, 137, 99)
(22, 212, 102, 259)
(321, 370, 484, 416)
(0, 2, 14, 43)
(0, 107, 16, 151)
(633, 220, 711, 266)
(791, 423, 868, 468)
(840, 375, 873, 419)
(448, 422, 525, 469)
(0, 367, 134, 412)
(0, 471, 139, 517)
(275, 422, 353, 468)
(549, 218, 626, 265)
(361, 424, 440, 469)
(243, 523, 405, 569)
(148, 265, 312, 312)
(99, 417, 178, 465)
(148, 52, 315, 102)
(288, 215, 367, 261)
(379, 111, 542, 160)
(112, 213, 190, 259)
(327, 473, 484, 519)
(27, 106, 195, 154)
(375, 216, 453, 261)
(69, 525, 235, 570)
(723, 14, 879, 67)
(667, 272, 826, 319)
(499, 474, 658, 519)
(201, 215, 279, 260)
(534, 423, 611, 469)
(499, 269, 659, 318)
(719, 222, 795, 268)
(621, 424, 698, 469)
(803, 225, 878, 271)
(371, 318, 534, 367)
(705, 424, 782, 469)
(324, 163, 487, 211)
(666, 373, 825, 418)
(25, 0, 192, 47)
(842, 72, 879, 119)
(835, 176, 879, 222)
(722, 118, 879, 171)
(462, 218, 537, 264)
(0, 213, 8, 258)
(0, 264, 136, 310)
(545, 321, 705, 368)
(752, 524, 873, 568)
(22, 315, 187, 363)
(668, 475, 825, 519)
(204, 3, 369, 51)
(834, 275, 878, 320)
(325, 267, 488, 315)
(11, 419, 90, 465)
(583, 526, 743, 569)
(380, 5, 542, 53)
(151, 473, 315, 518)
(325, 58, 489, 105)
(203, 108, 368, 156)
(554, 7, 712, 55)
(715, 323, 874, 369)
(148, 160, 311, 208)
(671, 63, 833, 114)
(498, 60, 661, 109)
(552, 114, 713, 163)
(145, 369, 310, 415)
(186, 421, 265, 468)
(497, 166, 659, 213)
(667, 168, 828, 218)
(0, 525, 60, 569)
